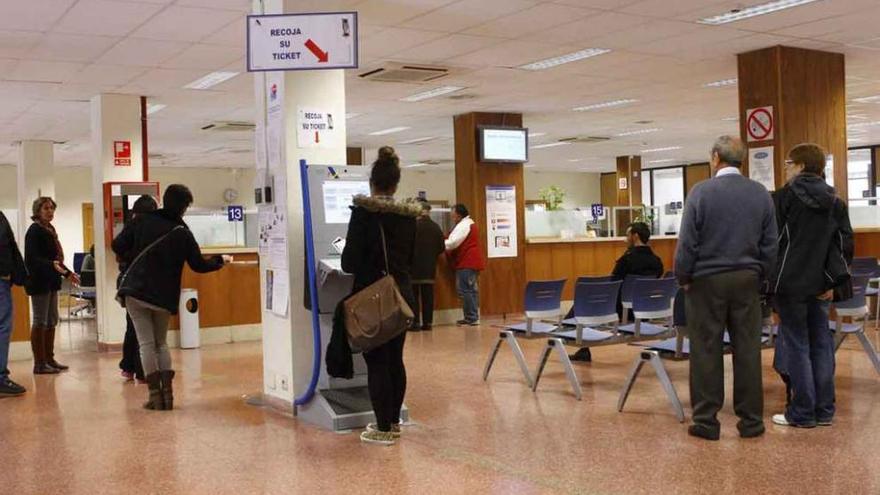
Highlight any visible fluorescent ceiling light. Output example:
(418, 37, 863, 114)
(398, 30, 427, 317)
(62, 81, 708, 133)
(524, 165, 536, 169)
(528, 132, 546, 138)
(853, 95, 880, 104)
(399, 86, 464, 102)
(698, 0, 820, 25)
(369, 126, 410, 136)
(531, 142, 571, 149)
(145, 103, 166, 115)
(567, 158, 583, 162)
(346, 113, 361, 119)
(404, 163, 427, 168)
(573, 99, 638, 112)
(848, 121, 880, 129)
(641, 146, 682, 153)
(649, 158, 677, 164)
(721, 116, 739, 122)
(398, 136, 436, 145)
(704, 78, 737, 88)
(518, 48, 611, 71)
(615, 128, 661, 137)
(183, 71, 239, 90)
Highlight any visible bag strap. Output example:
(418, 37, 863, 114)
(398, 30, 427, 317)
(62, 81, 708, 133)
(119, 225, 185, 289)
(378, 221, 390, 275)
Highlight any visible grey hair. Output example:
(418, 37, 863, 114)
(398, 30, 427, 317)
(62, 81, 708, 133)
(711, 135, 745, 167)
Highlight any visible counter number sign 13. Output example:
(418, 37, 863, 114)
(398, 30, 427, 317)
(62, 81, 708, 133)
(227, 205, 244, 222)
(247, 12, 358, 72)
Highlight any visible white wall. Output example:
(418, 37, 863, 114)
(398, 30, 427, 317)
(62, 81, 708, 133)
(0, 166, 15, 209)
(151, 167, 256, 210)
(397, 169, 456, 203)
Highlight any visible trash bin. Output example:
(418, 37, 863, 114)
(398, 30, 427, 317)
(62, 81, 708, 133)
(179, 288, 200, 349)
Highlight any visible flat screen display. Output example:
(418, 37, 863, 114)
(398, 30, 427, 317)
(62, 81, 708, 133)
(322, 180, 370, 224)
(479, 127, 528, 163)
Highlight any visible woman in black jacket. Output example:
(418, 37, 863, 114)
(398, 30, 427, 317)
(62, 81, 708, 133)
(25, 197, 79, 374)
(117, 195, 158, 384)
(771, 143, 853, 429)
(112, 185, 227, 410)
(341, 147, 419, 445)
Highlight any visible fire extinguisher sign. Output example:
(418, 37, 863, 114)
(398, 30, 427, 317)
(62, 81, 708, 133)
(114, 141, 132, 166)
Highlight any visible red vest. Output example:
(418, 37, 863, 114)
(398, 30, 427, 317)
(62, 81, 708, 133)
(451, 223, 485, 271)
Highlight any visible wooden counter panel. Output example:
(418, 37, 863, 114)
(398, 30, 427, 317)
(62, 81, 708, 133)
(169, 252, 261, 330)
(434, 255, 459, 311)
(854, 232, 880, 258)
(12, 285, 30, 342)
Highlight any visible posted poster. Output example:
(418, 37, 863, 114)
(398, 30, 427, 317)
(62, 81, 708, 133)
(486, 185, 518, 259)
(749, 146, 775, 191)
(297, 107, 336, 149)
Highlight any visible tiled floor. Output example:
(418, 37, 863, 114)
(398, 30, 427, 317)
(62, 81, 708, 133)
(2, 320, 880, 494)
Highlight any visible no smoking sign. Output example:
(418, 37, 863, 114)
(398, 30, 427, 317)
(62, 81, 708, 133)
(746, 106, 774, 142)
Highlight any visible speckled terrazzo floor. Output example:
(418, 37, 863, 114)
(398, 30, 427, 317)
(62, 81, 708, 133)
(2, 320, 880, 494)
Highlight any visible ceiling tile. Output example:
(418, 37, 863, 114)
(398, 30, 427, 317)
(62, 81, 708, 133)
(96, 38, 189, 67)
(551, 0, 641, 9)
(390, 34, 503, 62)
(7, 60, 85, 82)
(64, 64, 147, 86)
(54, 0, 167, 37)
(0, 0, 77, 31)
(521, 11, 650, 45)
(161, 43, 242, 70)
(464, 3, 599, 39)
(130, 6, 242, 42)
(359, 27, 448, 60)
(175, 0, 252, 11)
(201, 18, 245, 47)
(448, 40, 580, 68)
(27, 33, 120, 62)
(0, 30, 43, 58)
(354, 0, 461, 26)
(403, 0, 538, 33)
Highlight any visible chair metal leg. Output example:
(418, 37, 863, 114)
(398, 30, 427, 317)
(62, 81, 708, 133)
(534, 338, 582, 400)
(482, 334, 504, 382)
(532, 341, 554, 393)
(617, 354, 647, 413)
(855, 330, 880, 376)
(647, 352, 685, 423)
(482, 331, 534, 388)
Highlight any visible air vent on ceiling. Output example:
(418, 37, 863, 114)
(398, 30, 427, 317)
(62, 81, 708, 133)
(359, 63, 450, 83)
(634, 120, 654, 125)
(148, 153, 165, 159)
(420, 158, 453, 165)
(201, 121, 256, 132)
(558, 136, 611, 144)
(448, 93, 477, 101)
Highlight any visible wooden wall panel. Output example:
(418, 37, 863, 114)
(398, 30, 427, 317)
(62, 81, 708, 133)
(453, 112, 526, 316)
(600, 173, 617, 207)
(685, 163, 711, 196)
(11, 286, 29, 342)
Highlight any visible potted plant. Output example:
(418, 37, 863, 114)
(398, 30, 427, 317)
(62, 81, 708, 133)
(538, 186, 566, 211)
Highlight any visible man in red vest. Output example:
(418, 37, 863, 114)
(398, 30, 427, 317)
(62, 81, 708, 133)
(445, 204, 485, 326)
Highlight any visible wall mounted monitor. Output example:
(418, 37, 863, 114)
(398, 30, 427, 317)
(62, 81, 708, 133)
(479, 126, 528, 163)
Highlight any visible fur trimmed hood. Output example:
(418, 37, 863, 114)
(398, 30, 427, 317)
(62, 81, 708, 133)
(351, 195, 421, 218)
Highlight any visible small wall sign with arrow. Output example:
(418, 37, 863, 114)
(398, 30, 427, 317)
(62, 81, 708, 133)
(247, 12, 358, 72)
(297, 108, 335, 149)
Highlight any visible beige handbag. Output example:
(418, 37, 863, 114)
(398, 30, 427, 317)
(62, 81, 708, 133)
(344, 223, 413, 352)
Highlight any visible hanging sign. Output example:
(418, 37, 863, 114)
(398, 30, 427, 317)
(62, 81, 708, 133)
(746, 106, 774, 142)
(227, 205, 244, 222)
(297, 108, 336, 148)
(486, 185, 518, 259)
(113, 140, 131, 166)
(591, 203, 605, 221)
(247, 12, 358, 71)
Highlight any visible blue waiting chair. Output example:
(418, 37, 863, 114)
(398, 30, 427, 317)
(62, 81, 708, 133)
(618, 278, 677, 338)
(831, 274, 880, 375)
(561, 275, 613, 325)
(532, 280, 623, 400)
(852, 257, 880, 323)
(484, 279, 567, 388)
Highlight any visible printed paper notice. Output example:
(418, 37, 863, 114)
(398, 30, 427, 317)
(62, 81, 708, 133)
(486, 185, 517, 259)
(322, 180, 370, 224)
(271, 269, 290, 318)
(749, 146, 775, 191)
(297, 107, 336, 149)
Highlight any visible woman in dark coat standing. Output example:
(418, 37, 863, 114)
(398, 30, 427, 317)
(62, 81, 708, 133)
(410, 201, 445, 331)
(113, 185, 227, 410)
(341, 146, 419, 445)
(25, 197, 79, 374)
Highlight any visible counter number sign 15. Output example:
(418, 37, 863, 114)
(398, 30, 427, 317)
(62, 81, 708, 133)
(227, 205, 244, 222)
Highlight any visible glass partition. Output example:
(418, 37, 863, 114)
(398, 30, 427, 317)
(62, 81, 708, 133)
(526, 209, 597, 238)
(183, 209, 256, 248)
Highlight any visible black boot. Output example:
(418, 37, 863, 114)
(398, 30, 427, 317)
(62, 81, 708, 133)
(32, 327, 59, 375)
(159, 370, 175, 411)
(143, 372, 163, 410)
(45, 326, 68, 371)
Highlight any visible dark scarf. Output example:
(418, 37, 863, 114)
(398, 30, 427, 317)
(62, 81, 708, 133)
(37, 221, 64, 264)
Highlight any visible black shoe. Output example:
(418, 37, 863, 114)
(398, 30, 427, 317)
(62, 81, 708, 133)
(0, 377, 26, 397)
(465, 319, 480, 326)
(569, 348, 592, 362)
(421, 324, 433, 331)
(688, 425, 720, 441)
(34, 363, 60, 375)
(739, 425, 766, 438)
(455, 319, 469, 326)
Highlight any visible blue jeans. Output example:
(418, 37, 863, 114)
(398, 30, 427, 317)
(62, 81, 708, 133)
(0, 279, 11, 379)
(456, 269, 479, 322)
(774, 296, 835, 425)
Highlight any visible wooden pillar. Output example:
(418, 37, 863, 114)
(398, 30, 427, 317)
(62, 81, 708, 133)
(453, 112, 525, 316)
(738, 46, 847, 197)
(615, 155, 641, 235)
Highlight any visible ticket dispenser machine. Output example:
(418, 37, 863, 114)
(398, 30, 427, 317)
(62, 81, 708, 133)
(102, 182, 160, 246)
(297, 164, 409, 431)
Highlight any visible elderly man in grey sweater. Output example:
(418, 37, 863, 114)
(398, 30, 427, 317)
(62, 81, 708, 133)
(675, 135, 778, 441)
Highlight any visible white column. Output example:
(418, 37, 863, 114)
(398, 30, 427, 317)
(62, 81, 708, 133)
(257, 0, 347, 406)
(16, 140, 55, 241)
(91, 94, 144, 346)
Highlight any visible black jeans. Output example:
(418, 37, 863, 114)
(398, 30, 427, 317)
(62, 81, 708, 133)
(119, 314, 144, 380)
(412, 283, 435, 326)
(362, 331, 407, 431)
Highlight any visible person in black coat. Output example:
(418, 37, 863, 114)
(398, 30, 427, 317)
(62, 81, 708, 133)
(0, 210, 28, 396)
(410, 201, 445, 331)
(25, 197, 79, 374)
(770, 143, 853, 428)
(341, 146, 419, 445)
(112, 184, 227, 411)
(117, 195, 158, 383)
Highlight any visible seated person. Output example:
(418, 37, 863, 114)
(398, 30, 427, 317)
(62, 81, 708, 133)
(570, 222, 664, 362)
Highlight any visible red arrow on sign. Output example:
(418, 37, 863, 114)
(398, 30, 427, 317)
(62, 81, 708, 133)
(304, 39, 328, 63)
(315, 131, 320, 143)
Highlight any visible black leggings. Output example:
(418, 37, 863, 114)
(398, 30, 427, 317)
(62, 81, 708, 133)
(119, 314, 144, 380)
(362, 331, 407, 431)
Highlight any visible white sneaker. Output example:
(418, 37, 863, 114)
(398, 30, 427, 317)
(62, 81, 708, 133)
(772, 413, 816, 428)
